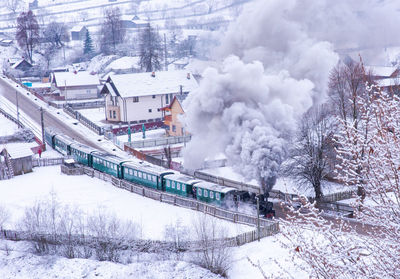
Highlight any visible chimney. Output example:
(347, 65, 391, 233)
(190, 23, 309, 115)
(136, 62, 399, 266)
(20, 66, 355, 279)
(187, 73, 191, 79)
(151, 72, 155, 77)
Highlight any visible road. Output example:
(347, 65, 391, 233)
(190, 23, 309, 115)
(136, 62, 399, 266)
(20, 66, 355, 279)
(0, 78, 103, 150)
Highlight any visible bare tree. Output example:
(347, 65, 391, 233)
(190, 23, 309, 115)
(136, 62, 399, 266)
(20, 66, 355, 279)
(192, 215, 232, 277)
(43, 21, 69, 48)
(6, 0, 21, 14)
(139, 24, 162, 72)
(283, 105, 335, 205)
(0, 204, 10, 230)
(99, 7, 125, 54)
(16, 10, 40, 63)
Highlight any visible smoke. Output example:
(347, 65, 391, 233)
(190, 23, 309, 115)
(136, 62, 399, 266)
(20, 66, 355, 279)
(183, 0, 398, 191)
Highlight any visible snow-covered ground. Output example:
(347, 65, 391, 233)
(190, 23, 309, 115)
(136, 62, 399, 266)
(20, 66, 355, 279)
(78, 107, 107, 127)
(117, 128, 166, 142)
(0, 240, 222, 279)
(0, 166, 252, 240)
(0, 115, 18, 136)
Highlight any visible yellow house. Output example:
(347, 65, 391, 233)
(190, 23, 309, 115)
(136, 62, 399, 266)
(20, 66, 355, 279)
(162, 95, 188, 137)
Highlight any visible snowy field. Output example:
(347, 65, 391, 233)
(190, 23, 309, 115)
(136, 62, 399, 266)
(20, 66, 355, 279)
(117, 128, 166, 142)
(0, 115, 18, 137)
(0, 166, 253, 240)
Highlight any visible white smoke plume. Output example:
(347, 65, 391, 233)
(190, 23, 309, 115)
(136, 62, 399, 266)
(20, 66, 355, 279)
(183, 0, 398, 191)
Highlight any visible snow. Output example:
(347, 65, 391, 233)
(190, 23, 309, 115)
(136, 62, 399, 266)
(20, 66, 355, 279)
(117, 128, 166, 142)
(105, 56, 140, 72)
(53, 71, 100, 87)
(0, 115, 18, 137)
(0, 143, 34, 158)
(0, 241, 222, 279)
(107, 70, 198, 98)
(78, 107, 107, 126)
(0, 166, 253, 240)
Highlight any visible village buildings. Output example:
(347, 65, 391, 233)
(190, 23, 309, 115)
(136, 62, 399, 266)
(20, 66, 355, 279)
(101, 70, 198, 124)
(51, 71, 101, 100)
(162, 95, 188, 137)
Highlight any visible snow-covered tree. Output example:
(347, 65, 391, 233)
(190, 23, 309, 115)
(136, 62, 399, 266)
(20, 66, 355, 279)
(276, 84, 400, 278)
(139, 24, 162, 72)
(83, 29, 94, 56)
(99, 7, 125, 54)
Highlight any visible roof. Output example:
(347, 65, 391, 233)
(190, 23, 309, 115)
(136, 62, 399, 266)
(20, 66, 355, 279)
(377, 78, 400, 87)
(71, 25, 86, 32)
(53, 71, 100, 87)
(2, 144, 34, 159)
(106, 70, 198, 98)
(122, 161, 175, 176)
(161, 94, 187, 111)
(70, 143, 98, 154)
(91, 152, 126, 165)
(11, 59, 32, 69)
(365, 66, 398, 77)
(194, 181, 236, 194)
(163, 174, 200, 185)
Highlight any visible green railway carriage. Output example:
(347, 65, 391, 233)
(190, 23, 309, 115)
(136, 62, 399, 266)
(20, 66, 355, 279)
(54, 134, 75, 156)
(44, 128, 58, 149)
(70, 143, 97, 166)
(122, 161, 174, 190)
(163, 174, 200, 197)
(193, 182, 236, 206)
(91, 152, 126, 178)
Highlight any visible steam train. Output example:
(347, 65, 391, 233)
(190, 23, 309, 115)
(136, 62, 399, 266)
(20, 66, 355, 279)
(45, 128, 275, 218)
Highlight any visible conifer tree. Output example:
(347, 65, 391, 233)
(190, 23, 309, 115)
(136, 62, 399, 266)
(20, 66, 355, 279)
(83, 29, 94, 56)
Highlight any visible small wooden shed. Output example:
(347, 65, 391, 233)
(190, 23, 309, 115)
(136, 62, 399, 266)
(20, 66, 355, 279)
(1, 145, 33, 176)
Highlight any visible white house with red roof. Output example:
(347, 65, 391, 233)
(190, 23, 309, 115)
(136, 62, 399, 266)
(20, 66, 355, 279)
(51, 71, 101, 100)
(100, 70, 198, 123)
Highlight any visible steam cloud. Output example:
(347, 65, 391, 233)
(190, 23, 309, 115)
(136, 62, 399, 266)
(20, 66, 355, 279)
(183, 0, 398, 191)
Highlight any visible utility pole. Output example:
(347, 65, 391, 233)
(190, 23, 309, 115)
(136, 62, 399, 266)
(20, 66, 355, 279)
(40, 107, 45, 150)
(256, 196, 260, 242)
(15, 91, 20, 128)
(164, 33, 168, 71)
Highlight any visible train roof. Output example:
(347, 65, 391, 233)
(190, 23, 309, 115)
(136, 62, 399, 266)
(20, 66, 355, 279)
(194, 181, 236, 194)
(163, 174, 200, 185)
(122, 161, 175, 176)
(70, 143, 98, 154)
(54, 134, 75, 145)
(91, 151, 127, 164)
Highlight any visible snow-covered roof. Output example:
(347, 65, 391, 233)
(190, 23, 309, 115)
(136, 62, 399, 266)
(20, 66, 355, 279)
(53, 71, 100, 87)
(2, 144, 34, 159)
(107, 70, 199, 98)
(377, 78, 400, 87)
(194, 181, 236, 194)
(71, 25, 85, 32)
(365, 66, 398, 77)
(105, 56, 140, 71)
(11, 59, 31, 69)
(164, 173, 200, 185)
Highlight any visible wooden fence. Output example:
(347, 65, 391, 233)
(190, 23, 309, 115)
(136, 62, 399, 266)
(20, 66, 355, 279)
(32, 158, 64, 167)
(82, 166, 279, 242)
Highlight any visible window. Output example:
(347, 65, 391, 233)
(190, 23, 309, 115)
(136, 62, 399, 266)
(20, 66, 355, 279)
(165, 94, 169, 104)
(216, 193, 220, 200)
(134, 170, 137, 176)
(198, 188, 202, 197)
(152, 95, 156, 99)
(138, 172, 142, 178)
(113, 111, 116, 118)
(204, 190, 208, 198)
(172, 182, 175, 189)
(182, 184, 186, 192)
(129, 169, 133, 175)
(143, 173, 147, 180)
(210, 191, 214, 199)
(148, 109, 152, 113)
(152, 176, 156, 182)
(166, 180, 170, 187)
(109, 111, 112, 119)
(133, 97, 139, 102)
(86, 89, 91, 94)
(177, 183, 181, 191)
(172, 125, 176, 132)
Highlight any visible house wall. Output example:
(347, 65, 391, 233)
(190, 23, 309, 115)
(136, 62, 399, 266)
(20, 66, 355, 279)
(11, 156, 33, 176)
(106, 93, 175, 123)
(59, 85, 99, 100)
(168, 102, 186, 137)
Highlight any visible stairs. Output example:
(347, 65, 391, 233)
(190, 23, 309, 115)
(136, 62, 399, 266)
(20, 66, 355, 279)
(4, 155, 14, 178)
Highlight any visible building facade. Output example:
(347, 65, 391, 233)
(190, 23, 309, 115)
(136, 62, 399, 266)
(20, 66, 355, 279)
(51, 71, 101, 100)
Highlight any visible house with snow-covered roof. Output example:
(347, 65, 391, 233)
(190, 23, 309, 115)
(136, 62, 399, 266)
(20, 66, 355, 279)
(100, 70, 198, 123)
(162, 94, 189, 137)
(70, 25, 87, 41)
(365, 65, 399, 80)
(51, 71, 101, 100)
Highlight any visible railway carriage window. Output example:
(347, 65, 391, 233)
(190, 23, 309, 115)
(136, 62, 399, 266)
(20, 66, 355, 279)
(182, 184, 186, 192)
(198, 188, 202, 196)
(152, 176, 156, 182)
(129, 169, 133, 175)
(138, 172, 142, 178)
(172, 181, 175, 189)
(144, 173, 147, 180)
(177, 183, 181, 191)
(216, 193, 220, 200)
(204, 190, 208, 198)
(166, 180, 170, 187)
(134, 170, 137, 176)
(210, 191, 214, 199)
